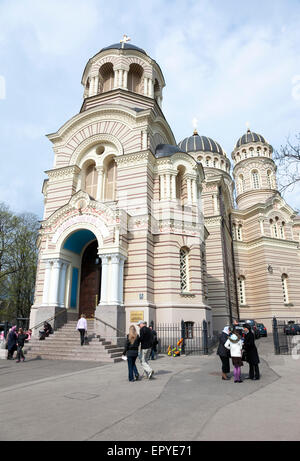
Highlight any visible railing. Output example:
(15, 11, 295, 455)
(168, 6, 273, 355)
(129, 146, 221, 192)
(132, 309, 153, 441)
(273, 316, 300, 356)
(156, 320, 218, 356)
(29, 308, 67, 334)
(93, 315, 127, 347)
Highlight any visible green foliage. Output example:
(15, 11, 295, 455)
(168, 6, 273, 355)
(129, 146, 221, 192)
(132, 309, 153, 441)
(0, 203, 39, 322)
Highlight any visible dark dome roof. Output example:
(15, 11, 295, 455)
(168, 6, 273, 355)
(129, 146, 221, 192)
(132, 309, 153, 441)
(155, 144, 184, 158)
(235, 130, 266, 149)
(178, 131, 225, 155)
(100, 43, 147, 55)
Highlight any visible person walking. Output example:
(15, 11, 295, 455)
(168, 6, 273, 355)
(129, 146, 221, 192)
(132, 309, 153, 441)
(149, 325, 158, 360)
(16, 328, 28, 363)
(7, 326, 18, 360)
(137, 320, 154, 379)
(217, 326, 231, 380)
(224, 332, 244, 383)
(243, 324, 260, 380)
(123, 325, 141, 382)
(76, 314, 88, 346)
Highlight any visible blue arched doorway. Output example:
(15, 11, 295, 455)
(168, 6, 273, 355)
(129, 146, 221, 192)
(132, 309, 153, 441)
(63, 229, 101, 318)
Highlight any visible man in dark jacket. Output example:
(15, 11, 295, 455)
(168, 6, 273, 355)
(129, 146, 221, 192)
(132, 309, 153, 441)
(217, 326, 231, 380)
(137, 321, 154, 379)
(16, 328, 28, 363)
(243, 324, 260, 380)
(149, 326, 158, 360)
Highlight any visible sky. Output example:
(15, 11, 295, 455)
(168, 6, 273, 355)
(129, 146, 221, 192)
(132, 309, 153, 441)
(0, 0, 299, 219)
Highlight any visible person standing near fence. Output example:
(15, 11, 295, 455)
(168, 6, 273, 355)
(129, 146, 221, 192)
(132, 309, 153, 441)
(217, 326, 231, 380)
(76, 314, 87, 346)
(243, 324, 260, 380)
(149, 325, 158, 360)
(16, 328, 28, 363)
(137, 321, 154, 379)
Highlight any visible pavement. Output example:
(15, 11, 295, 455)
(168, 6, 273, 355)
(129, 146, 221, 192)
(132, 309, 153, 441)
(0, 337, 299, 441)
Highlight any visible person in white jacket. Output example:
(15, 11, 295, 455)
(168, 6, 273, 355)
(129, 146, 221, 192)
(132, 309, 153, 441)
(224, 333, 244, 383)
(76, 314, 88, 346)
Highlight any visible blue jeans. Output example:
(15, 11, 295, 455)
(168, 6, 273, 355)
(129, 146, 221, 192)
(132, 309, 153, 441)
(127, 356, 139, 381)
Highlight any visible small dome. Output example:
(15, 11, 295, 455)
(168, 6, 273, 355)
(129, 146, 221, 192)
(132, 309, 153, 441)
(178, 131, 225, 155)
(235, 129, 266, 149)
(100, 43, 147, 56)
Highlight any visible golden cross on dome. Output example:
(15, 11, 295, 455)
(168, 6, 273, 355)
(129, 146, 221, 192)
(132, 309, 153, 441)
(120, 34, 131, 48)
(246, 121, 251, 133)
(192, 117, 198, 136)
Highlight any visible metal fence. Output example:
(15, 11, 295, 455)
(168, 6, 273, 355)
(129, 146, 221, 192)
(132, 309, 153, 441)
(272, 317, 300, 356)
(156, 320, 218, 356)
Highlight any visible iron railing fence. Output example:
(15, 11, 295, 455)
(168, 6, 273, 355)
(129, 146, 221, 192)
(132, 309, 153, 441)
(273, 317, 300, 355)
(156, 320, 218, 356)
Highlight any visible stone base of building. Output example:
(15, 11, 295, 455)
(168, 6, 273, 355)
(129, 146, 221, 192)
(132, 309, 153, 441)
(29, 305, 67, 337)
(94, 304, 126, 346)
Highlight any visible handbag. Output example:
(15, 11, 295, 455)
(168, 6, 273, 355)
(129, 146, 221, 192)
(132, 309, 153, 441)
(84, 334, 89, 345)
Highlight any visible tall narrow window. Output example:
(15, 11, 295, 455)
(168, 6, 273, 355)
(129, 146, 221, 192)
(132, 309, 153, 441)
(281, 274, 288, 303)
(85, 163, 98, 199)
(180, 247, 189, 292)
(238, 276, 246, 305)
(252, 170, 260, 189)
(279, 222, 285, 239)
(176, 166, 185, 201)
(237, 225, 243, 241)
(104, 159, 117, 201)
(238, 174, 244, 194)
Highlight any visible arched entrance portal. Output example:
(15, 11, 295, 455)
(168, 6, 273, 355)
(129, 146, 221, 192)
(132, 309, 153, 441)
(79, 240, 101, 318)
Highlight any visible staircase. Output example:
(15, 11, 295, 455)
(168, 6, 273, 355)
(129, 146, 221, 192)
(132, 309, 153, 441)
(24, 320, 124, 363)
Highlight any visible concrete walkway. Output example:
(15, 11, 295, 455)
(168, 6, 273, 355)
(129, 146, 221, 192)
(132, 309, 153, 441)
(0, 337, 299, 441)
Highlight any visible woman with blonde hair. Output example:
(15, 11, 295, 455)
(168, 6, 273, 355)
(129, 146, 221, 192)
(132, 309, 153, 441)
(123, 325, 141, 382)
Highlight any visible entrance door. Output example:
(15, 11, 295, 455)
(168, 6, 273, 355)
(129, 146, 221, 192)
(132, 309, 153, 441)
(79, 240, 101, 318)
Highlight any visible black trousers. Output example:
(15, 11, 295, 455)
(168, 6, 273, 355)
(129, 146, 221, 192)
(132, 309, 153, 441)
(17, 346, 25, 361)
(220, 356, 230, 374)
(78, 329, 85, 345)
(249, 363, 260, 379)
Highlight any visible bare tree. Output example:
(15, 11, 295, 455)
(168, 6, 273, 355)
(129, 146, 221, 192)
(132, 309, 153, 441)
(274, 133, 300, 195)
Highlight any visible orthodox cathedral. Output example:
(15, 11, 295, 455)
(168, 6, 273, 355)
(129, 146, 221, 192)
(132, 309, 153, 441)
(29, 38, 300, 338)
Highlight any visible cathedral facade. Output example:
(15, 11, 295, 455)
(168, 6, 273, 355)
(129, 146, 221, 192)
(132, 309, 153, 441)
(29, 41, 300, 337)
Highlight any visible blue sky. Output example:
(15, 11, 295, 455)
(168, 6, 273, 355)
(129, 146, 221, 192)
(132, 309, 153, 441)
(0, 0, 299, 218)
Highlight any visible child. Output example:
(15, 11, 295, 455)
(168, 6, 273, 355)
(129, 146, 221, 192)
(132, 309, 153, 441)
(224, 332, 243, 383)
(16, 328, 28, 363)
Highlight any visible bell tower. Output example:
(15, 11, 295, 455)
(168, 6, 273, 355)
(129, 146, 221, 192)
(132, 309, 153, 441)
(232, 129, 278, 210)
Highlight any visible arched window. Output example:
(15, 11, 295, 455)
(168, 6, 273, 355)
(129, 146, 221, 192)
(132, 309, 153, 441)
(176, 166, 185, 201)
(252, 170, 260, 189)
(84, 163, 98, 199)
(99, 63, 114, 93)
(180, 247, 189, 292)
(238, 276, 246, 305)
(281, 274, 289, 303)
(238, 174, 245, 194)
(237, 225, 243, 241)
(213, 158, 218, 168)
(205, 157, 211, 167)
(128, 63, 143, 94)
(279, 222, 285, 239)
(270, 219, 278, 238)
(104, 158, 117, 201)
(267, 170, 272, 189)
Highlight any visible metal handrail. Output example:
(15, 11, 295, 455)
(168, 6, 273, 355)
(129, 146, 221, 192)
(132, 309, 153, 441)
(93, 315, 125, 337)
(29, 308, 67, 332)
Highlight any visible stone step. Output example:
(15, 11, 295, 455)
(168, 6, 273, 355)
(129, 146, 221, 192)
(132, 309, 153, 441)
(25, 345, 124, 354)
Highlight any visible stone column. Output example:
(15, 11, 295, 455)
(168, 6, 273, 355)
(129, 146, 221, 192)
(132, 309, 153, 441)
(144, 77, 148, 96)
(42, 260, 52, 306)
(113, 69, 118, 89)
(118, 257, 125, 305)
(118, 69, 123, 88)
(148, 79, 154, 98)
(160, 174, 165, 200)
(186, 178, 192, 203)
(96, 167, 104, 201)
(94, 75, 99, 95)
(171, 174, 176, 200)
(123, 70, 128, 89)
(100, 255, 109, 305)
(166, 174, 171, 199)
(110, 254, 120, 304)
(192, 179, 197, 203)
(49, 259, 61, 306)
(58, 262, 68, 307)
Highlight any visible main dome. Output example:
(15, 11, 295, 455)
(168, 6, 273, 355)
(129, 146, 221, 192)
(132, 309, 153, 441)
(178, 131, 225, 155)
(100, 43, 147, 56)
(235, 129, 266, 149)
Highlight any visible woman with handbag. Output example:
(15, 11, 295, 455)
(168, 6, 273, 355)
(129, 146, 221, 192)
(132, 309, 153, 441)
(123, 325, 141, 382)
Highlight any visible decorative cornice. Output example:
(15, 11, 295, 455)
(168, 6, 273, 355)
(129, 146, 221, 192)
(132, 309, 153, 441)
(45, 165, 81, 181)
